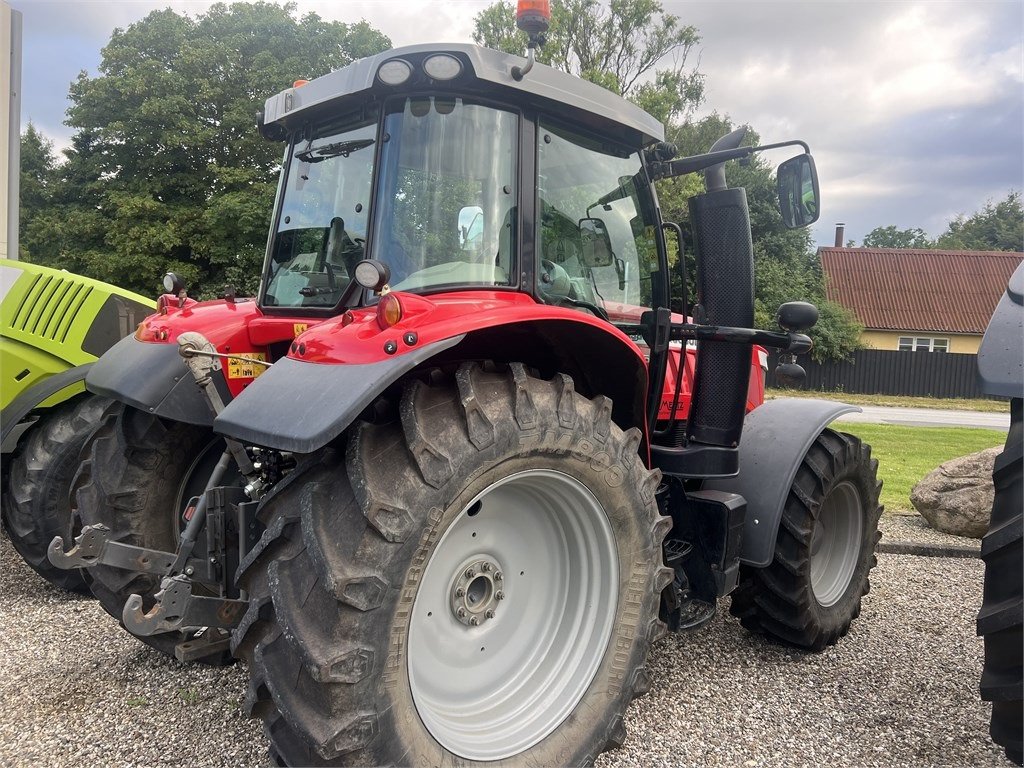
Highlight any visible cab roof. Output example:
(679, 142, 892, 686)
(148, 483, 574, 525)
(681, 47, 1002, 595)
(262, 43, 665, 148)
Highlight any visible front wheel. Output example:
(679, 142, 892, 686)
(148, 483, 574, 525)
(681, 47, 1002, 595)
(730, 429, 882, 651)
(233, 363, 672, 766)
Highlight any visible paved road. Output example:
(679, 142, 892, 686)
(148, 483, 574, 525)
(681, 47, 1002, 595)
(834, 405, 1009, 431)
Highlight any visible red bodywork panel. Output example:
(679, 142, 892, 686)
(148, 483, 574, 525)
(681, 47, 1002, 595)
(288, 291, 644, 366)
(137, 296, 319, 398)
(656, 344, 766, 423)
(135, 290, 766, 421)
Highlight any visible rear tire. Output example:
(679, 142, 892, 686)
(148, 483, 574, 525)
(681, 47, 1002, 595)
(73, 401, 233, 665)
(2, 395, 109, 593)
(978, 397, 1023, 765)
(729, 429, 882, 651)
(233, 363, 672, 766)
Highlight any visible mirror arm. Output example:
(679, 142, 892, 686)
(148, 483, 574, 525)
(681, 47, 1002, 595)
(648, 139, 811, 182)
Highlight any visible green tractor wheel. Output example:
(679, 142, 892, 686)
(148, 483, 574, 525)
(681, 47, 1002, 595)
(2, 395, 109, 592)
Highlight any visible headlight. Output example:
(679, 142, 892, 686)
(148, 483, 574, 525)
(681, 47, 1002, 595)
(378, 59, 412, 86)
(423, 54, 462, 81)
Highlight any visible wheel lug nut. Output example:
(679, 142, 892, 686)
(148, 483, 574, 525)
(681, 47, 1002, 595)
(485, 609, 495, 619)
(469, 616, 480, 626)
(494, 571, 503, 581)
(455, 587, 466, 597)
(465, 568, 475, 579)
(482, 563, 491, 572)
(457, 607, 466, 618)
(495, 591, 505, 601)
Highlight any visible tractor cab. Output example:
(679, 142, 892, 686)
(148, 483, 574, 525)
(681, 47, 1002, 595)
(258, 43, 667, 335)
(252, 40, 820, 469)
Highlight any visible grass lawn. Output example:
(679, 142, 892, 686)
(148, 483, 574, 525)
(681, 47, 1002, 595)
(767, 388, 1009, 413)
(834, 423, 1005, 513)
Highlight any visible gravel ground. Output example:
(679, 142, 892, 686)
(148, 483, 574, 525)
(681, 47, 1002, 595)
(0, 516, 1009, 768)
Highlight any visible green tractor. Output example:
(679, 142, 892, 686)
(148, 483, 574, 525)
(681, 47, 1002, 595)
(0, 257, 153, 591)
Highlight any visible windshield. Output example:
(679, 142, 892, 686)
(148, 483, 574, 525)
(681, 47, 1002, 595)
(537, 122, 659, 324)
(371, 98, 517, 292)
(264, 116, 376, 308)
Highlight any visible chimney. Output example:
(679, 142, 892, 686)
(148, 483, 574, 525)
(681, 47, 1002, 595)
(834, 223, 845, 248)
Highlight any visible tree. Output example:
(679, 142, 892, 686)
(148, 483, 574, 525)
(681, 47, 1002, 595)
(473, 0, 703, 124)
(38, 2, 390, 296)
(18, 123, 68, 264)
(861, 225, 933, 249)
(937, 191, 1023, 252)
(663, 113, 862, 361)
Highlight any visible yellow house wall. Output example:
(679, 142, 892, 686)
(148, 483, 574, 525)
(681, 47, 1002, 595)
(859, 330, 982, 354)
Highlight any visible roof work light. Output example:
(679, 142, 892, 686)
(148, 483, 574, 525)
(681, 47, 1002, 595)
(516, 0, 551, 35)
(512, 0, 550, 80)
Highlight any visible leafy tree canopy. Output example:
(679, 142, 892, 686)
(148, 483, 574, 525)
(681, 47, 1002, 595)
(28, 2, 390, 296)
(936, 191, 1023, 252)
(473, 0, 703, 124)
(861, 225, 933, 249)
(18, 123, 63, 264)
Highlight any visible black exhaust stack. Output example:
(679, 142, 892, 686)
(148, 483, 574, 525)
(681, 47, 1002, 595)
(686, 128, 753, 450)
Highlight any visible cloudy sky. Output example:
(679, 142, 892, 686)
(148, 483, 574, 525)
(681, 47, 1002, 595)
(12, 0, 1023, 247)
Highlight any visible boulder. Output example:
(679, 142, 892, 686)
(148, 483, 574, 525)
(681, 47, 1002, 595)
(911, 447, 1001, 538)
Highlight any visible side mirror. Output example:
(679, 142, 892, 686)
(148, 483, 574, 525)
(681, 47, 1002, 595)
(458, 206, 483, 249)
(777, 154, 820, 229)
(579, 218, 614, 268)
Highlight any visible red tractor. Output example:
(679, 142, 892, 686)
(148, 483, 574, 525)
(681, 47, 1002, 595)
(51, 10, 882, 766)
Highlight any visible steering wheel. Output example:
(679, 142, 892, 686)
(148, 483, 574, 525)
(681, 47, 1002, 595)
(540, 259, 609, 321)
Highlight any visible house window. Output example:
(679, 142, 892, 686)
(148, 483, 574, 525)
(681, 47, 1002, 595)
(898, 336, 949, 352)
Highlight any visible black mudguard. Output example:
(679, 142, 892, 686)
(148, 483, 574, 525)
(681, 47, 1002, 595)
(978, 263, 1023, 398)
(0, 364, 93, 452)
(703, 398, 859, 567)
(85, 335, 214, 426)
(213, 335, 466, 453)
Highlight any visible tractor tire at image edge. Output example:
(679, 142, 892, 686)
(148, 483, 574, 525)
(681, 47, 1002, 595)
(232, 362, 673, 766)
(978, 397, 1023, 766)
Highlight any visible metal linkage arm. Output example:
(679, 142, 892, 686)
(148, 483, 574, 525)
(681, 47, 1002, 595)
(122, 575, 248, 636)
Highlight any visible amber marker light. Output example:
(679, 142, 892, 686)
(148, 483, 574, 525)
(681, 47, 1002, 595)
(293, 79, 309, 88)
(376, 293, 404, 330)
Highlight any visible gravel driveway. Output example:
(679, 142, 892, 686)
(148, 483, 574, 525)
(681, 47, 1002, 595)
(0, 516, 1009, 767)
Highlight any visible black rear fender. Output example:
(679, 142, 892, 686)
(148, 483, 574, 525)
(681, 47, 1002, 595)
(85, 335, 217, 426)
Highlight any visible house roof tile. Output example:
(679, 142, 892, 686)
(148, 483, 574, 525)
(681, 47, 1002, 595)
(818, 247, 1023, 334)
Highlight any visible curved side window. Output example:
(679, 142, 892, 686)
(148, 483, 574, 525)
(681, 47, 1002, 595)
(537, 123, 659, 325)
(265, 117, 377, 308)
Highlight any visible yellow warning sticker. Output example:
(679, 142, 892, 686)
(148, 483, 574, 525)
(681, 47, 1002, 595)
(226, 352, 268, 380)
(293, 323, 308, 336)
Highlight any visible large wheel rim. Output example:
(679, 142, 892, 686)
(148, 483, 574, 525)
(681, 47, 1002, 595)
(810, 480, 863, 607)
(408, 469, 619, 761)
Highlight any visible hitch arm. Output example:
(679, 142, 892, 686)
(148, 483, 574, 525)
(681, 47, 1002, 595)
(122, 574, 247, 636)
(49, 525, 173, 574)
(47, 525, 212, 580)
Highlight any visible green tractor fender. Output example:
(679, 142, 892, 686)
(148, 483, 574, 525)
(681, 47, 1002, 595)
(0, 258, 154, 449)
(0, 362, 94, 452)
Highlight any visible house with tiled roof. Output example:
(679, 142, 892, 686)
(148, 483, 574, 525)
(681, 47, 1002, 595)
(818, 246, 1023, 355)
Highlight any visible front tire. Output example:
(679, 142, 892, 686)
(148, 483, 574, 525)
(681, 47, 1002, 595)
(2, 395, 109, 593)
(729, 429, 882, 651)
(74, 402, 233, 664)
(233, 363, 672, 766)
